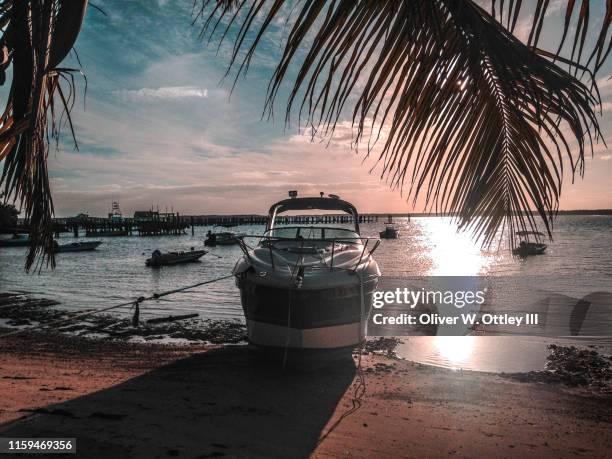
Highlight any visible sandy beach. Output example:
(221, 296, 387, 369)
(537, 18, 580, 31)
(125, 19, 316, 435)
(1, 330, 610, 458)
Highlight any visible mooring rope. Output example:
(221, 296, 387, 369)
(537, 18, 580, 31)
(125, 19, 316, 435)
(0, 273, 235, 340)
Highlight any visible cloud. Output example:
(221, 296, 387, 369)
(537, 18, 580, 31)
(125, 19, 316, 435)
(600, 102, 612, 112)
(117, 86, 208, 101)
(596, 76, 612, 92)
(600, 154, 612, 161)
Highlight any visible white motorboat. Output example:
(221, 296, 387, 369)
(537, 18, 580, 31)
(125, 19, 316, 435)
(233, 193, 381, 356)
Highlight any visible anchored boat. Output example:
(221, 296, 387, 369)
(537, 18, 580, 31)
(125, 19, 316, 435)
(512, 231, 547, 256)
(379, 224, 399, 239)
(204, 228, 244, 246)
(54, 241, 103, 253)
(146, 249, 207, 267)
(0, 234, 30, 247)
(233, 192, 381, 356)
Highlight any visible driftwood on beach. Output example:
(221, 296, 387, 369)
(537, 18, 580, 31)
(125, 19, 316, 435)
(146, 314, 199, 325)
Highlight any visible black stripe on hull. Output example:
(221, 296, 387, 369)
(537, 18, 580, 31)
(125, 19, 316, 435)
(237, 276, 377, 329)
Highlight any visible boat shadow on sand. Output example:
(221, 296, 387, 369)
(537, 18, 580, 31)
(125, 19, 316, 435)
(0, 346, 357, 458)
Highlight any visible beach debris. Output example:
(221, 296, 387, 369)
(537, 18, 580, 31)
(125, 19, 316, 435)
(0, 293, 247, 344)
(358, 337, 403, 359)
(364, 362, 396, 374)
(132, 300, 141, 327)
(146, 314, 199, 325)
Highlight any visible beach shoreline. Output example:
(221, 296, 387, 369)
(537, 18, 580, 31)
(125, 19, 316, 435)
(1, 328, 610, 458)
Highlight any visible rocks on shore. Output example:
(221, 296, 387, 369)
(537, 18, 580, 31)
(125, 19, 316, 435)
(503, 344, 611, 393)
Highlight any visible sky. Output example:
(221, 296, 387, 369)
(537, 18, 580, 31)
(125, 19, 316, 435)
(15, 0, 612, 216)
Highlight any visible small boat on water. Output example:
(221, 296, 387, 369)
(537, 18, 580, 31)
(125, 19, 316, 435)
(0, 234, 30, 247)
(54, 241, 103, 253)
(91, 230, 129, 237)
(512, 231, 547, 256)
(146, 248, 207, 267)
(379, 224, 399, 239)
(233, 192, 381, 358)
(204, 228, 243, 246)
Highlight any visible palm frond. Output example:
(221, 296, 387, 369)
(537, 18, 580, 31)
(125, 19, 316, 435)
(0, 0, 88, 270)
(491, 0, 612, 76)
(199, 0, 608, 248)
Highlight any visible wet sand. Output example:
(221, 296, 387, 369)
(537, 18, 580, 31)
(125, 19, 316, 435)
(1, 331, 611, 458)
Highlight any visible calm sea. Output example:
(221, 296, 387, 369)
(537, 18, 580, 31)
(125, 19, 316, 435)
(1, 215, 610, 372)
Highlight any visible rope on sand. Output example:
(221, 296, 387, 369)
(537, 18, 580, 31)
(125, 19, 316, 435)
(0, 273, 235, 340)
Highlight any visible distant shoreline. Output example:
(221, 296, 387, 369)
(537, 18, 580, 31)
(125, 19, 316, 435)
(46, 209, 612, 220)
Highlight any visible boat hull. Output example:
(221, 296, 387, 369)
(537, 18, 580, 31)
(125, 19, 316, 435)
(237, 275, 378, 351)
(512, 243, 547, 256)
(146, 250, 207, 267)
(205, 239, 239, 246)
(0, 239, 29, 247)
(55, 241, 103, 253)
(379, 229, 399, 239)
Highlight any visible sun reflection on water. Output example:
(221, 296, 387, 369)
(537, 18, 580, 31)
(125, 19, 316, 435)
(433, 336, 476, 369)
(418, 217, 494, 276)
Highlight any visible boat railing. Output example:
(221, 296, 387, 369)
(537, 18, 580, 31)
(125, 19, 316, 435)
(235, 234, 381, 272)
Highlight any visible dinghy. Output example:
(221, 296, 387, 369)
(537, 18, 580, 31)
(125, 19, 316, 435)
(512, 231, 547, 256)
(0, 234, 30, 247)
(204, 228, 244, 246)
(146, 248, 207, 267)
(379, 224, 399, 239)
(54, 241, 103, 253)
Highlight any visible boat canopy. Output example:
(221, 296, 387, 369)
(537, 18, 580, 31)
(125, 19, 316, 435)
(266, 196, 360, 232)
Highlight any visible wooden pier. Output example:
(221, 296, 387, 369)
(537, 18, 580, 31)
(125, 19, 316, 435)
(177, 213, 387, 227)
(48, 213, 411, 237)
(52, 215, 188, 237)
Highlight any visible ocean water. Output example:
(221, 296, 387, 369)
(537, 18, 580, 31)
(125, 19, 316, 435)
(1, 215, 610, 372)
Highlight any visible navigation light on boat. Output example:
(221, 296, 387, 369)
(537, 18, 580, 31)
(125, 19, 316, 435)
(289, 190, 298, 199)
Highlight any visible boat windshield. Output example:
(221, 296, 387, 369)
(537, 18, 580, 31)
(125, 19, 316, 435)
(264, 226, 360, 242)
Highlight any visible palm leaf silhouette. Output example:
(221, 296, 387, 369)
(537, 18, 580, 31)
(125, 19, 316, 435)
(198, 0, 610, 247)
(0, 0, 88, 270)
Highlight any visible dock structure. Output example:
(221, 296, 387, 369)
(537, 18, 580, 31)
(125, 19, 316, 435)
(83, 220, 133, 237)
(136, 219, 188, 237)
(178, 213, 382, 227)
(50, 213, 411, 237)
(52, 214, 187, 238)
